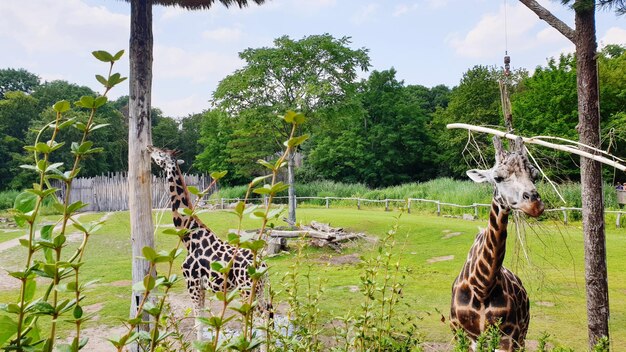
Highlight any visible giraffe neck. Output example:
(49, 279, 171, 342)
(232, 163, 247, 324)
(165, 164, 223, 250)
(166, 163, 192, 227)
(464, 199, 510, 298)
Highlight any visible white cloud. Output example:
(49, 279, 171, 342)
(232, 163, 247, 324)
(291, 0, 336, 11)
(600, 27, 626, 46)
(425, 0, 450, 10)
(446, 3, 569, 59)
(0, 0, 128, 53)
(393, 3, 418, 17)
(154, 94, 208, 118)
(160, 6, 187, 20)
(202, 27, 243, 42)
(352, 3, 380, 25)
(153, 45, 242, 84)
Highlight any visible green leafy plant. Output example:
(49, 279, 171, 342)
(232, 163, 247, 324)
(0, 50, 125, 352)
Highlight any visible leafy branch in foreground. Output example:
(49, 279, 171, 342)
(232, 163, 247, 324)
(0, 50, 125, 352)
(194, 110, 308, 352)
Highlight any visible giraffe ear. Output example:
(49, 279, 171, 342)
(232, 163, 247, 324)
(466, 169, 491, 183)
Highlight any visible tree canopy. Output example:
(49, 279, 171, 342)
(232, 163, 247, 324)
(0, 43, 625, 191)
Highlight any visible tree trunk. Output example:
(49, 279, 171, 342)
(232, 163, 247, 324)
(518, 1, 610, 347)
(287, 152, 296, 224)
(575, 1, 610, 347)
(128, 0, 155, 348)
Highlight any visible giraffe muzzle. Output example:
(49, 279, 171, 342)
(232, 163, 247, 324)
(521, 199, 544, 217)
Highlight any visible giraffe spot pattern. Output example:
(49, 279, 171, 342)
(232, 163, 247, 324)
(450, 202, 528, 351)
(149, 146, 274, 329)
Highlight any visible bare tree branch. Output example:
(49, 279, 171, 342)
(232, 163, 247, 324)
(518, 0, 577, 43)
(447, 123, 626, 171)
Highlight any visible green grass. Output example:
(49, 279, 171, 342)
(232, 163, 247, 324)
(0, 229, 25, 243)
(0, 207, 624, 350)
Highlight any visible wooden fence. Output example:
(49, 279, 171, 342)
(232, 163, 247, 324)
(53, 172, 213, 212)
(205, 196, 626, 228)
(53, 175, 626, 227)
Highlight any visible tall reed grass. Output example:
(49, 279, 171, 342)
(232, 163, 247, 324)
(211, 178, 626, 220)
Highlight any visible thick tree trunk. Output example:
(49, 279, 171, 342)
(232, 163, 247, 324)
(287, 152, 296, 224)
(128, 0, 155, 347)
(575, 1, 610, 347)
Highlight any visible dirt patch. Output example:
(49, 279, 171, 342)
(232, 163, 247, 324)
(427, 255, 455, 264)
(535, 301, 556, 307)
(59, 326, 128, 351)
(84, 302, 105, 320)
(317, 253, 361, 265)
(442, 232, 462, 239)
(344, 285, 360, 293)
(109, 280, 132, 287)
(421, 341, 454, 351)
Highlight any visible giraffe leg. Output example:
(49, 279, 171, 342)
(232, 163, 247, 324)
(186, 277, 206, 341)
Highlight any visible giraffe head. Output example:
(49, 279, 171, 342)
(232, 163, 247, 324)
(466, 136, 544, 217)
(147, 145, 180, 170)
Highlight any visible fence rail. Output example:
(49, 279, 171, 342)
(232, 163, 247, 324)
(202, 196, 626, 228)
(54, 174, 626, 227)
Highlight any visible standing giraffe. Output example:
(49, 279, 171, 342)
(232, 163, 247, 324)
(148, 146, 272, 339)
(450, 136, 544, 351)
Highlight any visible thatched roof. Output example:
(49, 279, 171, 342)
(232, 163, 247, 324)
(119, 0, 266, 10)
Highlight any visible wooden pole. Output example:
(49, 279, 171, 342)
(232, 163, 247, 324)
(128, 0, 155, 349)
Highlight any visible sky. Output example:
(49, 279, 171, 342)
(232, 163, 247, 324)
(1, 0, 625, 118)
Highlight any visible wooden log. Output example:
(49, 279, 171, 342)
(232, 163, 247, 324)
(269, 230, 336, 241)
(310, 220, 343, 233)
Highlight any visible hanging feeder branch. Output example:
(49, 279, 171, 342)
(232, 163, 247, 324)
(447, 123, 626, 172)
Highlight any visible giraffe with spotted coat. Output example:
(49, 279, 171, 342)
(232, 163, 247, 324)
(450, 137, 544, 351)
(148, 146, 272, 339)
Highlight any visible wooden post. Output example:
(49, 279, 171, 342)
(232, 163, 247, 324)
(407, 199, 411, 214)
(357, 198, 361, 210)
(616, 212, 622, 228)
(562, 207, 568, 225)
(436, 201, 441, 216)
(128, 0, 155, 349)
(325, 197, 329, 209)
(221, 198, 225, 210)
(385, 199, 389, 212)
(474, 203, 478, 219)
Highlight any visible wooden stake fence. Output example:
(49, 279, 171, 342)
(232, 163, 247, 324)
(52, 172, 213, 212)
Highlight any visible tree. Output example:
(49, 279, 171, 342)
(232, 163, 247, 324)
(0, 92, 39, 189)
(358, 69, 436, 186)
(178, 113, 204, 172)
(196, 108, 279, 185)
(512, 54, 580, 181)
(431, 66, 507, 177)
(518, 0, 622, 346)
(212, 34, 370, 222)
(304, 69, 446, 187)
(0, 68, 40, 99)
(152, 116, 180, 150)
(119, 1, 266, 343)
(32, 80, 94, 111)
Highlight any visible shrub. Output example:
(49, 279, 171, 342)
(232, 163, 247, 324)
(0, 190, 19, 210)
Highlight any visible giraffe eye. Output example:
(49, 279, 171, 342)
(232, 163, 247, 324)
(494, 176, 504, 183)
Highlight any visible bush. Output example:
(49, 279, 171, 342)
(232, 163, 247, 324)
(0, 189, 19, 210)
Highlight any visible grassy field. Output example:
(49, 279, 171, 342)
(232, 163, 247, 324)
(0, 207, 624, 350)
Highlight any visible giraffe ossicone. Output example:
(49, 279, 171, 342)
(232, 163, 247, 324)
(450, 136, 544, 351)
(148, 145, 273, 340)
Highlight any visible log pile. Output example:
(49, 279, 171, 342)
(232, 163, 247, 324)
(230, 220, 365, 255)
